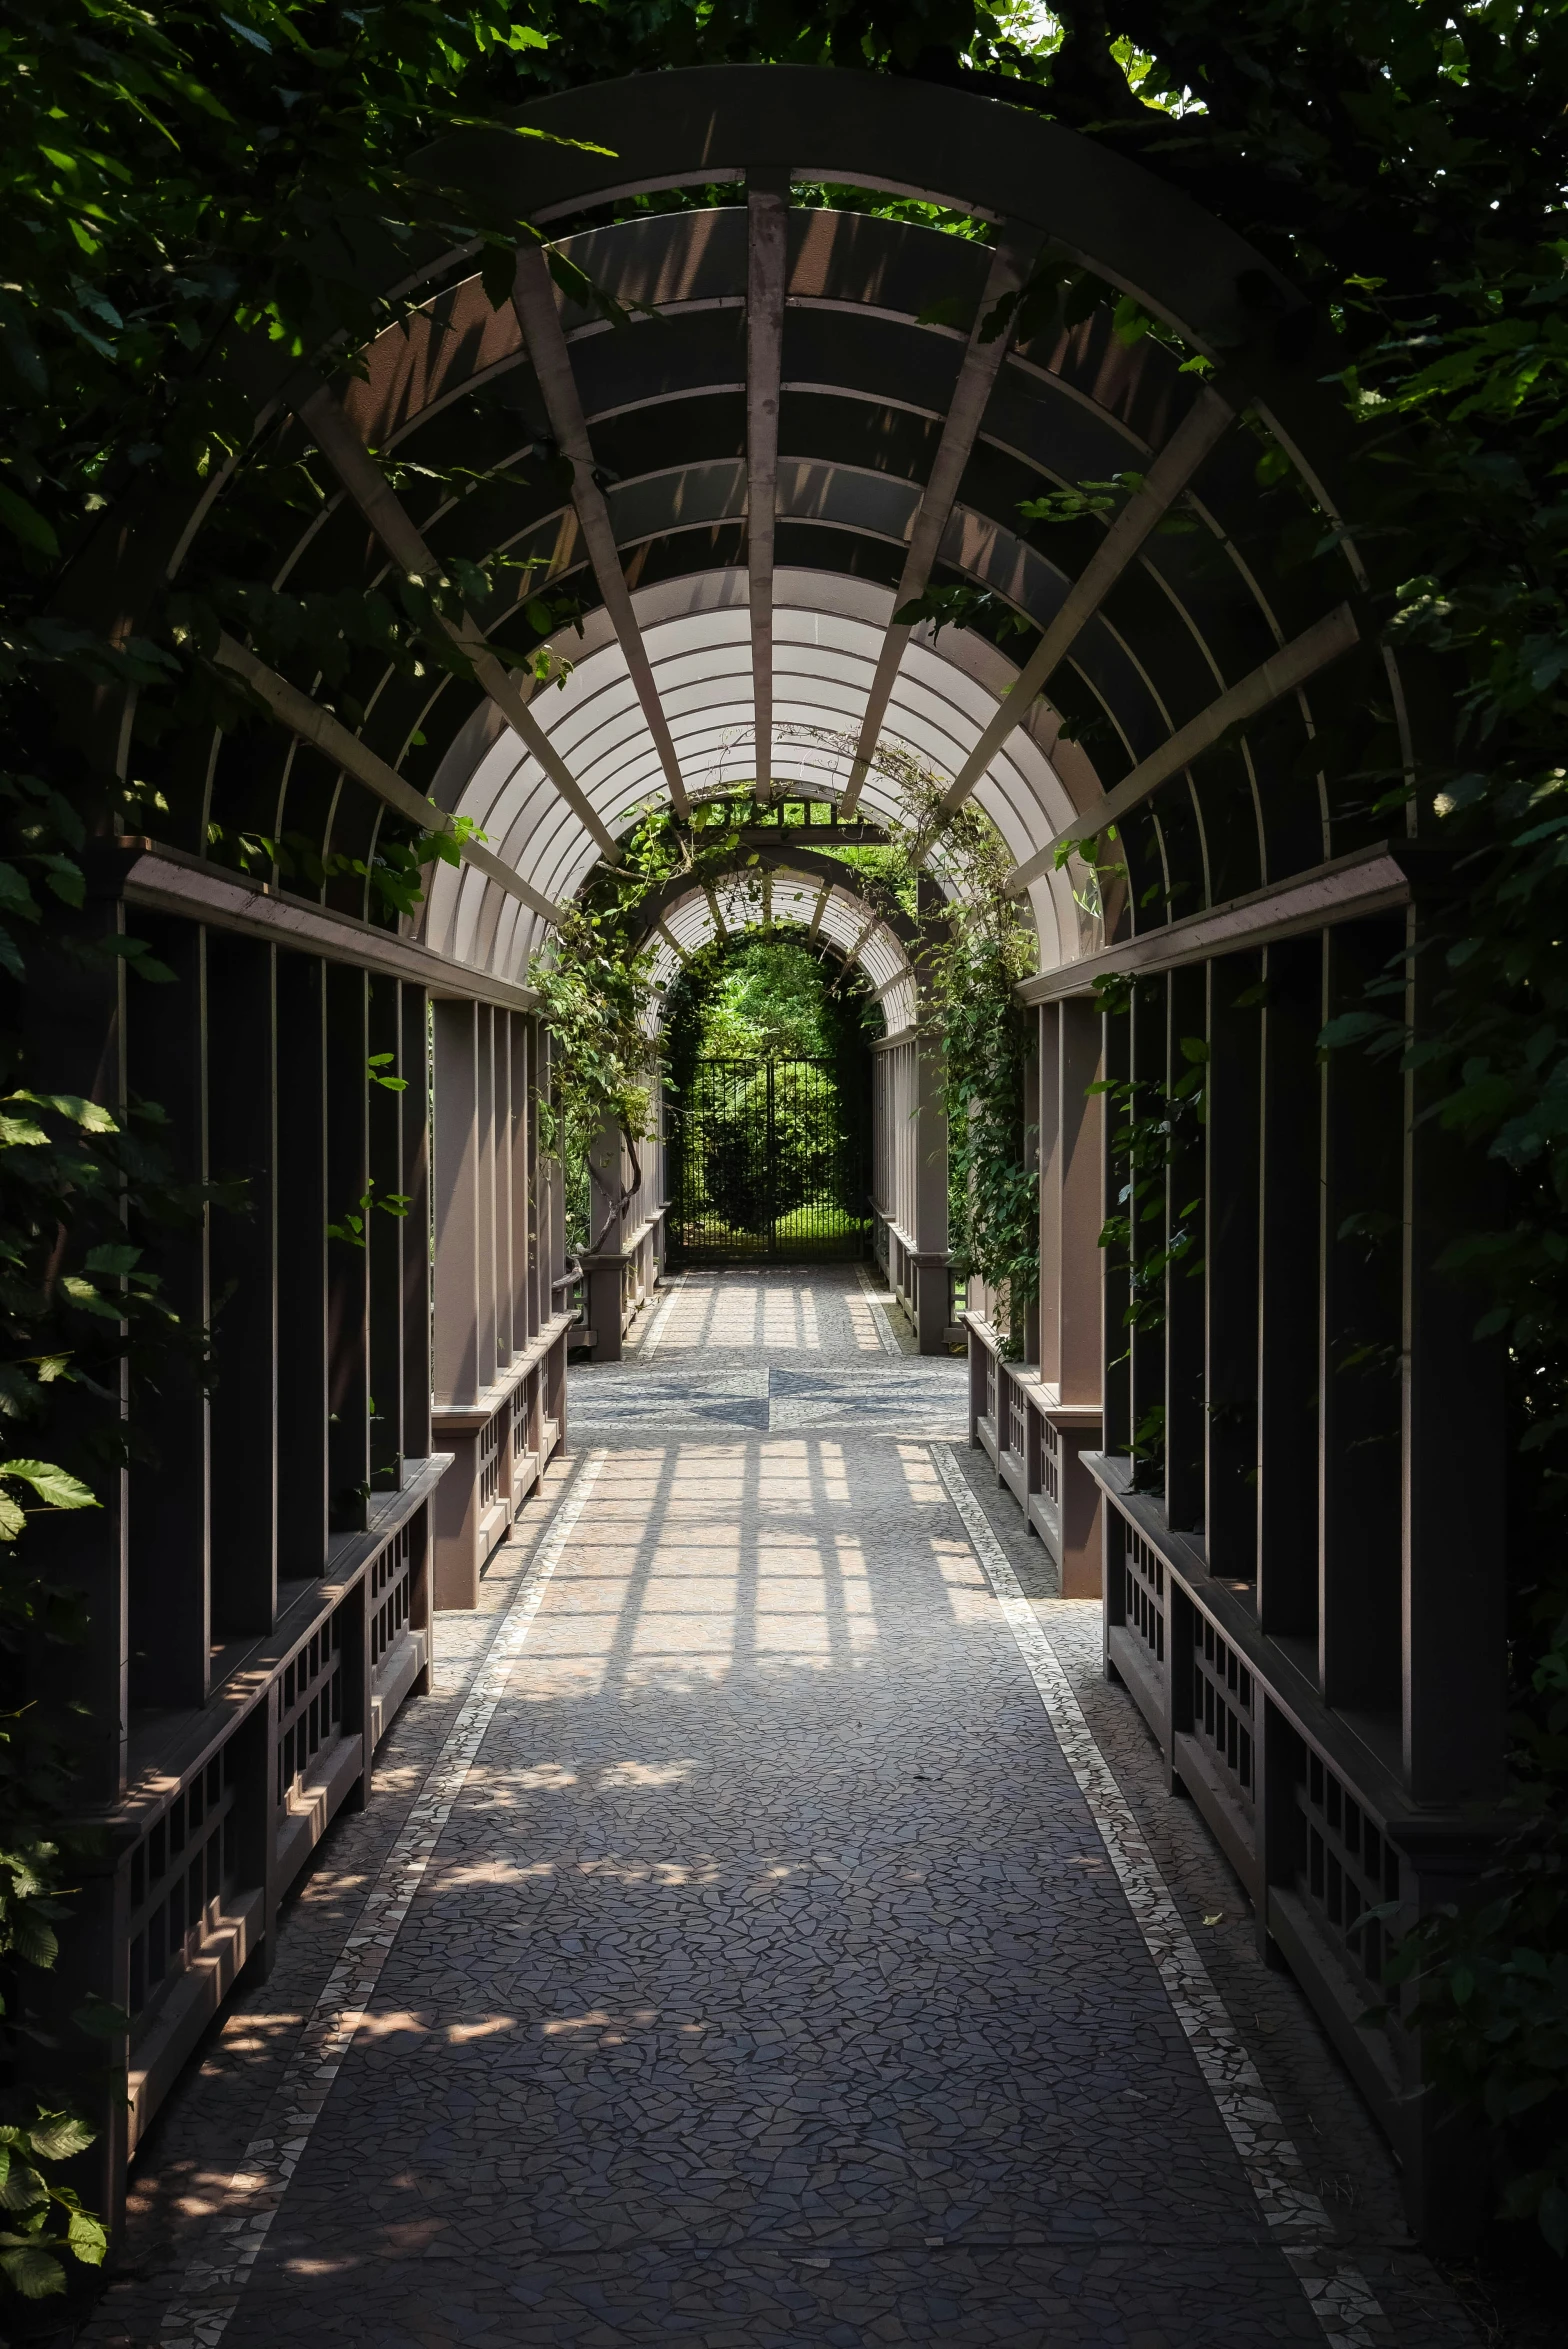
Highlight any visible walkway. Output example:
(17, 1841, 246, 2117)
(88, 1271, 1478, 2349)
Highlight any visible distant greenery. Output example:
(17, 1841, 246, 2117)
(686, 939, 849, 1061)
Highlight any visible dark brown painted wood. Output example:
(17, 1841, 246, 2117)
(1319, 918, 1405, 1718)
(1401, 910, 1507, 1801)
(401, 984, 432, 1462)
(207, 933, 278, 1635)
(1204, 952, 1262, 1581)
(368, 975, 405, 1491)
(1164, 963, 1206, 1532)
(275, 950, 329, 1575)
(126, 917, 210, 1709)
(326, 962, 371, 1531)
(1255, 935, 1322, 1641)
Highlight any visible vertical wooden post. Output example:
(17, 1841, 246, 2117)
(367, 975, 405, 1492)
(1100, 994, 1131, 1460)
(1055, 995, 1105, 1596)
(509, 1013, 532, 1353)
(1165, 963, 1206, 1531)
(1127, 980, 1164, 1472)
(23, 898, 129, 1804)
(912, 1029, 950, 1353)
(1059, 998, 1104, 1410)
(127, 916, 209, 1706)
(1402, 907, 1506, 1801)
(432, 998, 482, 1607)
(432, 998, 482, 1410)
(1038, 1002, 1063, 1386)
(325, 962, 370, 1532)
(276, 951, 328, 1577)
(207, 934, 278, 1635)
(1319, 919, 1404, 1715)
(587, 1113, 626, 1361)
(1205, 952, 1262, 1583)
(476, 1005, 499, 1390)
(1256, 935, 1320, 1640)
(400, 984, 432, 1466)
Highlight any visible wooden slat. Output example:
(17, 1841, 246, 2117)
(939, 388, 1236, 815)
(212, 634, 564, 923)
(511, 242, 690, 816)
(1007, 601, 1360, 891)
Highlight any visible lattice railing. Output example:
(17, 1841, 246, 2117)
(368, 1524, 411, 1674)
(1191, 1610, 1255, 1813)
(1006, 1376, 1027, 1458)
(1295, 1741, 1401, 1994)
(1123, 1522, 1165, 1665)
(128, 1753, 240, 2023)
(478, 1398, 505, 1510)
(1040, 1414, 1062, 1508)
(276, 1611, 345, 1808)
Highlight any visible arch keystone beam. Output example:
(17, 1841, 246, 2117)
(747, 171, 788, 803)
(1006, 600, 1362, 892)
(212, 633, 565, 923)
(939, 386, 1236, 816)
(296, 384, 620, 861)
(510, 242, 691, 817)
(841, 222, 1040, 818)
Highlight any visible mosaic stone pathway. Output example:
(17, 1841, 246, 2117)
(84, 1269, 1478, 2349)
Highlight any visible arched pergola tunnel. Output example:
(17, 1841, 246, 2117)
(47, 63, 1502, 2250)
(560, 844, 946, 1360)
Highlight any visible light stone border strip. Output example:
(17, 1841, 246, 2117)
(634, 1270, 688, 1362)
(930, 1441, 1387, 2349)
(155, 1449, 610, 2349)
(853, 1260, 904, 1356)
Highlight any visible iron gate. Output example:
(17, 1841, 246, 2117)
(668, 1057, 870, 1262)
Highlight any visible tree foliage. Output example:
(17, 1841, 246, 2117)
(5, 0, 1567, 2279)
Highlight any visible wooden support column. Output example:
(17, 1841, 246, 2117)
(509, 1013, 532, 1359)
(476, 1005, 500, 1392)
(400, 984, 432, 1465)
(1256, 934, 1321, 1641)
(1402, 907, 1506, 1802)
(1100, 996, 1132, 1460)
(1319, 918, 1405, 1716)
(526, 1014, 544, 1345)
(586, 1114, 627, 1362)
(276, 952, 328, 1577)
(207, 933, 278, 1635)
(24, 900, 129, 1805)
(1127, 981, 1165, 1473)
(1038, 996, 1105, 1596)
(367, 975, 405, 1493)
(1165, 964, 1207, 1532)
(911, 1028, 950, 1354)
(1205, 952, 1262, 1582)
(325, 962, 370, 1533)
(127, 916, 210, 1707)
(432, 998, 483, 1606)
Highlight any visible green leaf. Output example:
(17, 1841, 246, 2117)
(65, 2208, 107, 2266)
(0, 484, 58, 559)
(0, 2164, 47, 2214)
(59, 1277, 121, 1321)
(23, 2114, 94, 2164)
(7, 1091, 117, 1134)
(0, 2244, 64, 2297)
(83, 1244, 141, 1277)
(0, 1461, 99, 1511)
